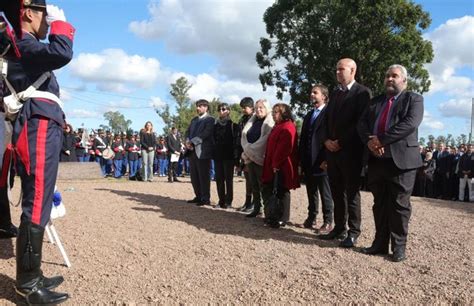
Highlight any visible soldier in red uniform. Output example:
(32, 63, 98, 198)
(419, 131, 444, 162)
(2, 0, 75, 304)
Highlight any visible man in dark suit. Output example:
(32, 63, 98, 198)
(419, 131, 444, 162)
(319, 58, 371, 248)
(357, 64, 423, 262)
(299, 84, 334, 234)
(185, 99, 215, 206)
(167, 127, 182, 183)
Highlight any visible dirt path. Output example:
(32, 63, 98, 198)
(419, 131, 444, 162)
(0, 175, 472, 304)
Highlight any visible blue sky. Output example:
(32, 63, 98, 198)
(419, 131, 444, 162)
(46, 0, 473, 139)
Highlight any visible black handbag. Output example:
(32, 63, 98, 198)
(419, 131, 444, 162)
(266, 171, 284, 227)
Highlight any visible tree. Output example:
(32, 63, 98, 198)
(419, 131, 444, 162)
(156, 76, 195, 136)
(419, 137, 426, 147)
(456, 134, 468, 146)
(256, 0, 434, 114)
(103, 111, 132, 133)
(436, 135, 446, 145)
(427, 134, 435, 147)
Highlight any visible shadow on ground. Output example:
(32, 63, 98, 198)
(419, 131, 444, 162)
(0, 273, 16, 304)
(97, 188, 339, 248)
(0, 239, 14, 260)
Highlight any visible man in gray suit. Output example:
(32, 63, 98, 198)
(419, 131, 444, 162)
(299, 84, 334, 233)
(185, 99, 215, 206)
(358, 64, 423, 262)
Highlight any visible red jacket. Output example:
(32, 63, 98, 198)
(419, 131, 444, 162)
(262, 120, 300, 190)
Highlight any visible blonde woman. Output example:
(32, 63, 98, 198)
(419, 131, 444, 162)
(241, 99, 275, 217)
(140, 121, 155, 182)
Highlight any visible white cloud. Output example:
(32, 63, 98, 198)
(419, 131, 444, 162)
(59, 88, 72, 102)
(183, 73, 281, 105)
(425, 16, 474, 96)
(129, 0, 273, 82)
(150, 96, 166, 109)
(66, 109, 100, 119)
(69, 49, 169, 92)
(99, 98, 133, 113)
(420, 111, 445, 131)
(439, 98, 472, 118)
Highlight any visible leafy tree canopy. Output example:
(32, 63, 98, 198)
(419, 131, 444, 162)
(257, 0, 434, 115)
(103, 111, 132, 134)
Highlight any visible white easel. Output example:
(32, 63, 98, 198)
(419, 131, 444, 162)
(45, 221, 71, 268)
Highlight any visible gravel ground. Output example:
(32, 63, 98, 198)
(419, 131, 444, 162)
(0, 167, 472, 304)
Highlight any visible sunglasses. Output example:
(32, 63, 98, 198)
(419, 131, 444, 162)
(218, 108, 228, 112)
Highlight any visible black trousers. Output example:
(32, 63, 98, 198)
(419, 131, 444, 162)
(14, 116, 62, 228)
(247, 162, 264, 208)
(262, 173, 290, 222)
(327, 157, 362, 237)
(214, 159, 234, 205)
(367, 158, 416, 251)
(244, 168, 252, 197)
(168, 160, 178, 180)
(189, 151, 211, 202)
(304, 174, 334, 224)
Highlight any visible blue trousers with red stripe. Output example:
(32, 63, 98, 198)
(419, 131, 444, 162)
(14, 115, 62, 228)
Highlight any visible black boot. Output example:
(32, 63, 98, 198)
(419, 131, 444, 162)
(16, 222, 69, 305)
(238, 195, 252, 211)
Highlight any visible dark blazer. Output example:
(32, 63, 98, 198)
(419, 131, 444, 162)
(358, 90, 424, 170)
(322, 82, 371, 162)
(166, 133, 181, 155)
(185, 114, 215, 160)
(299, 106, 327, 175)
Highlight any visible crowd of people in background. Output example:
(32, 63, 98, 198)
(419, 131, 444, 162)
(412, 142, 474, 202)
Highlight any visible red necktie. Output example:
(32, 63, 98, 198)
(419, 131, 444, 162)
(377, 97, 394, 136)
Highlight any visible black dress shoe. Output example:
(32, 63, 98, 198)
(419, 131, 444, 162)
(269, 221, 286, 228)
(0, 223, 18, 239)
(196, 201, 210, 206)
(42, 275, 64, 290)
(340, 236, 357, 248)
(187, 198, 200, 203)
(392, 249, 406, 262)
(360, 246, 388, 255)
(303, 218, 315, 229)
(318, 230, 346, 240)
(173, 178, 180, 182)
(246, 210, 261, 218)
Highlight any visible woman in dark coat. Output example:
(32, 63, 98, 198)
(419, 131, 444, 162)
(213, 103, 239, 208)
(261, 103, 300, 227)
(60, 124, 77, 162)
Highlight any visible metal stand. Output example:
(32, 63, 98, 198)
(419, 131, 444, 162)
(45, 221, 71, 268)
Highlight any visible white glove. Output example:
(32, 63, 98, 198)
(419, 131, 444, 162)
(46, 5, 66, 25)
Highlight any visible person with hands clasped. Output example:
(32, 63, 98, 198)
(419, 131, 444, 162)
(140, 121, 155, 182)
(357, 64, 424, 262)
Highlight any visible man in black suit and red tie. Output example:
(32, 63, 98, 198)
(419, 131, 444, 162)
(319, 58, 371, 248)
(357, 64, 423, 262)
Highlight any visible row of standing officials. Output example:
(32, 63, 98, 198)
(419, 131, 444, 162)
(183, 58, 425, 266)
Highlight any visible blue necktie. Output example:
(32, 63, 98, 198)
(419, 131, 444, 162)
(310, 109, 320, 125)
